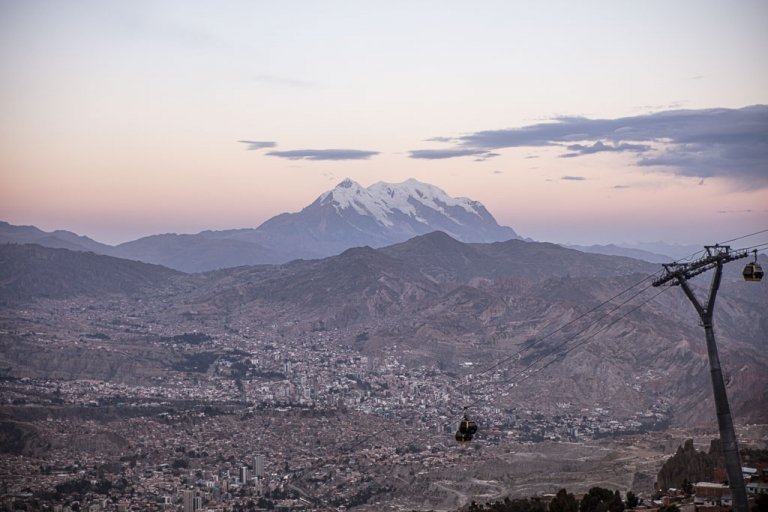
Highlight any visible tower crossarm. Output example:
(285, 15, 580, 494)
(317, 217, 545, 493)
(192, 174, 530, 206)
(652, 245, 749, 287)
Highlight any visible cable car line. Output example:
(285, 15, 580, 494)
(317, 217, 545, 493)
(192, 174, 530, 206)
(717, 227, 768, 245)
(500, 240, 766, 392)
(452, 234, 766, 397)
(665, 231, 766, 266)
(442, 275, 668, 443)
(463, 270, 663, 384)
(439, 287, 670, 443)
(510, 287, 669, 388)
(429, 237, 764, 446)
(465, 272, 661, 389)
(467, 279, 663, 397)
(734, 241, 768, 253)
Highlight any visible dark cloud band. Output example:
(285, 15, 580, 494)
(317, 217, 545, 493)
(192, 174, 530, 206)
(238, 140, 277, 150)
(408, 148, 498, 160)
(414, 105, 768, 186)
(560, 141, 651, 158)
(266, 149, 379, 161)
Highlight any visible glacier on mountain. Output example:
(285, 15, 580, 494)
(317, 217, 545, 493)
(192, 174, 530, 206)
(320, 178, 482, 228)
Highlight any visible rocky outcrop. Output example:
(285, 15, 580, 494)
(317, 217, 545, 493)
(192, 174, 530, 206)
(656, 439, 713, 491)
(0, 421, 50, 456)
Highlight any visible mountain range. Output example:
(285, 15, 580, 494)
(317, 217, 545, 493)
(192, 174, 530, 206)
(2, 234, 766, 427)
(0, 221, 112, 254)
(2, 179, 518, 272)
(1, 178, 703, 272)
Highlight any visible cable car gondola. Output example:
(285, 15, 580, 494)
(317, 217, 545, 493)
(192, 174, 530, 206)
(743, 251, 764, 282)
(455, 412, 478, 444)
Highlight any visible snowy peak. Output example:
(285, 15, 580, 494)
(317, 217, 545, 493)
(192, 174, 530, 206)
(289, 177, 520, 249)
(369, 178, 478, 215)
(320, 178, 485, 228)
(337, 177, 357, 189)
(5, 178, 519, 271)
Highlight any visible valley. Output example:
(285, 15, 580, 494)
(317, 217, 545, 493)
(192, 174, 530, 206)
(1, 236, 766, 510)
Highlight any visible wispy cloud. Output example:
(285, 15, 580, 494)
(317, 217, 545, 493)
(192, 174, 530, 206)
(408, 148, 498, 160)
(560, 141, 650, 158)
(561, 175, 586, 181)
(417, 105, 768, 186)
(266, 149, 379, 161)
(239, 140, 277, 150)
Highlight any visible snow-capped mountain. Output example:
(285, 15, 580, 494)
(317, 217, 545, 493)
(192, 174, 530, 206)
(7, 178, 519, 272)
(249, 178, 519, 256)
(322, 178, 485, 229)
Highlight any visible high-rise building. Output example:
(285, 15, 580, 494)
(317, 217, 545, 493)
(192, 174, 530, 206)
(253, 454, 265, 478)
(182, 490, 195, 512)
(240, 465, 249, 485)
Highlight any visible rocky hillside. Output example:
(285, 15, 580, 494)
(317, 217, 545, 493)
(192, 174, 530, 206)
(0, 243, 181, 303)
(656, 439, 714, 490)
(1, 235, 765, 427)
(173, 234, 767, 425)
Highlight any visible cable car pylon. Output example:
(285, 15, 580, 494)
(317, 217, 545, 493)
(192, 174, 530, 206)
(653, 245, 759, 512)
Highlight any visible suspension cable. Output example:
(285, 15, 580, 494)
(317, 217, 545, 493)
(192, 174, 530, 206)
(718, 228, 768, 245)
(463, 270, 662, 384)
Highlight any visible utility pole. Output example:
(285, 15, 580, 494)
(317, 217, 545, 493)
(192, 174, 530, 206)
(652, 245, 751, 512)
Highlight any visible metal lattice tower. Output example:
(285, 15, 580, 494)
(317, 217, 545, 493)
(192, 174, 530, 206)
(653, 245, 749, 512)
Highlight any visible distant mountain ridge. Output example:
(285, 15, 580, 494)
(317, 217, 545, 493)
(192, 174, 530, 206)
(0, 179, 714, 272)
(0, 244, 180, 303)
(565, 243, 672, 263)
(3, 237, 765, 427)
(3, 178, 519, 272)
(0, 221, 112, 254)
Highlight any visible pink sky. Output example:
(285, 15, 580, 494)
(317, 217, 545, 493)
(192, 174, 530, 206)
(1, 1, 766, 246)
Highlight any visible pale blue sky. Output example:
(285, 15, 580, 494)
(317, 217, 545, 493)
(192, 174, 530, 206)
(1, 0, 766, 245)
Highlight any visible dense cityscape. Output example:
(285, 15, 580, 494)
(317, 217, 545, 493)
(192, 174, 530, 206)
(1, 292, 683, 511)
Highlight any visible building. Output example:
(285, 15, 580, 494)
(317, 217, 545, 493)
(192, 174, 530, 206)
(254, 454, 265, 478)
(182, 489, 195, 512)
(693, 482, 730, 511)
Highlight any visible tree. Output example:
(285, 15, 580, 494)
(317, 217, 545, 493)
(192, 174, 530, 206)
(172, 458, 189, 469)
(580, 487, 617, 512)
(609, 490, 625, 512)
(625, 492, 639, 509)
(257, 497, 275, 510)
(468, 501, 484, 512)
(550, 489, 579, 512)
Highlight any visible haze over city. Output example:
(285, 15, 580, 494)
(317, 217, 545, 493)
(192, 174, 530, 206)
(1, 0, 767, 246)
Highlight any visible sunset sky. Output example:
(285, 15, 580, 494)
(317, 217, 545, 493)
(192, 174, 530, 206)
(1, 0, 766, 246)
